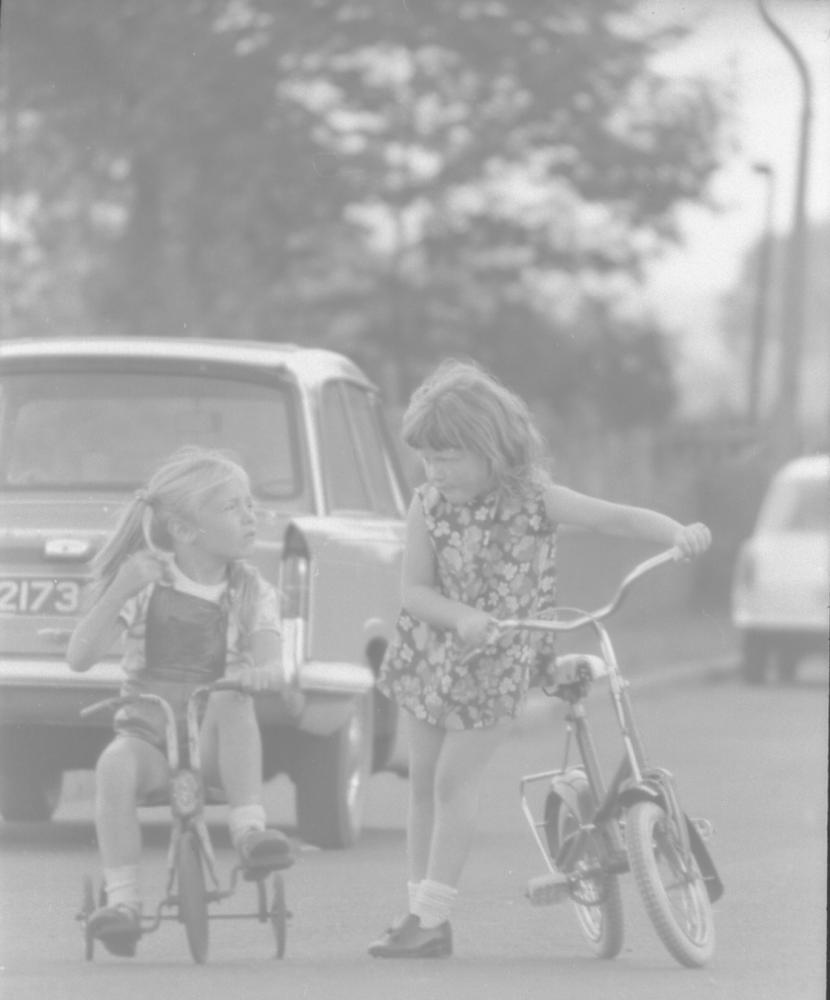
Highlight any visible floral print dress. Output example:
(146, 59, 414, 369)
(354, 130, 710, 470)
(377, 481, 557, 730)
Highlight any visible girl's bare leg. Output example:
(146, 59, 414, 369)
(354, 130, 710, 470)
(200, 691, 262, 807)
(405, 715, 446, 883)
(95, 735, 168, 869)
(425, 723, 510, 887)
(201, 691, 291, 864)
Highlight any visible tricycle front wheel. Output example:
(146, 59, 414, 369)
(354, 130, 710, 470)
(177, 829, 209, 964)
(626, 800, 715, 968)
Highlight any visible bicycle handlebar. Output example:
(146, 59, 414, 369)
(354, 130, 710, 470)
(487, 546, 682, 639)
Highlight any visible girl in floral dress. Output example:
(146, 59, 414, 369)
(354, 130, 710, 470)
(369, 359, 711, 958)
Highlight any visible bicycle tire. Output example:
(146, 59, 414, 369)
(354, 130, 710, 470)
(626, 800, 715, 968)
(547, 780, 624, 959)
(176, 829, 209, 964)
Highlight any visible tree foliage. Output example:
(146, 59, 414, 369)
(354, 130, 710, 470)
(1, 0, 729, 419)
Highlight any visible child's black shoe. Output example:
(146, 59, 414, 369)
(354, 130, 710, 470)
(87, 903, 141, 957)
(368, 914, 452, 958)
(237, 827, 294, 871)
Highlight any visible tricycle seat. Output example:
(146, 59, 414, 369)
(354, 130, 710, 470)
(138, 784, 227, 808)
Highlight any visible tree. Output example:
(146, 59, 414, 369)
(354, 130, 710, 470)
(1, 0, 730, 418)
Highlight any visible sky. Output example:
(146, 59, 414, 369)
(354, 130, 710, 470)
(640, 0, 829, 417)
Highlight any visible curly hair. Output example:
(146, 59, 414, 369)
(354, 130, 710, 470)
(402, 358, 549, 499)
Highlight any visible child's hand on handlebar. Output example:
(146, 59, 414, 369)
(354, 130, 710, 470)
(672, 522, 712, 561)
(456, 608, 495, 649)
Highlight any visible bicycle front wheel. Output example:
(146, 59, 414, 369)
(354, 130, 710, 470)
(546, 783, 624, 959)
(626, 800, 715, 968)
(177, 828, 209, 964)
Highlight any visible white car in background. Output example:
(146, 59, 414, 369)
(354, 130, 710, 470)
(731, 454, 829, 684)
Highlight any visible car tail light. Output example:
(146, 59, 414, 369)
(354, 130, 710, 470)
(280, 525, 310, 684)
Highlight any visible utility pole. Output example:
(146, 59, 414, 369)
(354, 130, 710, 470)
(755, 0, 814, 461)
(748, 163, 775, 424)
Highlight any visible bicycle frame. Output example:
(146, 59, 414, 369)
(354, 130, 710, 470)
(514, 549, 721, 903)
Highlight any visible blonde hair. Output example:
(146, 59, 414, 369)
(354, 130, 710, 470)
(90, 446, 261, 632)
(402, 359, 548, 498)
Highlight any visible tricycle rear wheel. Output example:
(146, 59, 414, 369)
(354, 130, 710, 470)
(626, 800, 715, 968)
(270, 874, 287, 958)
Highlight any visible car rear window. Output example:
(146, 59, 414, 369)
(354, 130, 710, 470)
(757, 475, 829, 533)
(0, 369, 303, 499)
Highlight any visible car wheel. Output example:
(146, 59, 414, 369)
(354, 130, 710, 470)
(776, 640, 800, 685)
(294, 693, 374, 849)
(371, 690, 398, 772)
(740, 631, 769, 686)
(0, 754, 63, 822)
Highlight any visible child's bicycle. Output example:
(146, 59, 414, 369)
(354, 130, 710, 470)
(487, 547, 724, 968)
(75, 679, 291, 964)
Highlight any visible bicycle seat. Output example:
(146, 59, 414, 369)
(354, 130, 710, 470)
(551, 654, 608, 689)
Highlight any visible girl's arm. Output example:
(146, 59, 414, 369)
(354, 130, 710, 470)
(67, 583, 131, 672)
(244, 630, 304, 715)
(244, 630, 285, 691)
(66, 550, 169, 672)
(401, 495, 492, 643)
(543, 484, 711, 558)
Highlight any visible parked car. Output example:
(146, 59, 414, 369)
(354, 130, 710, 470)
(0, 337, 408, 847)
(731, 453, 829, 684)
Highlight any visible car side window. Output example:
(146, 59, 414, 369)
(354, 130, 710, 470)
(341, 383, 401, 517)
(320, 382, 371, 512)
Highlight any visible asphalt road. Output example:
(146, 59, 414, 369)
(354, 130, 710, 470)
(1, 655, 827, 1000)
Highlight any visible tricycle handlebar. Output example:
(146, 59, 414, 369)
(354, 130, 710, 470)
(79, 679, 250, 719)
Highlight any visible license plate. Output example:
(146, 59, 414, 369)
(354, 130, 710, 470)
(0, 577, 83, 615)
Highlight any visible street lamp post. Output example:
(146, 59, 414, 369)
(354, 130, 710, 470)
(755, 0, 814, 460)
(748, 163, 775, 424)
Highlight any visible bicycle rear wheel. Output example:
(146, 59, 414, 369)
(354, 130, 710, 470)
(626, 800, 715, 968)
(177, 829, 209, 964)
(545, 778, 624, 959)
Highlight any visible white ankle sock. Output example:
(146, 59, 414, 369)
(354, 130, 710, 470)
(412, 879, 457, 929)
(103, 865, 140, 910)
(229, 803, 266, 849)
(407, 880, 421, 911)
